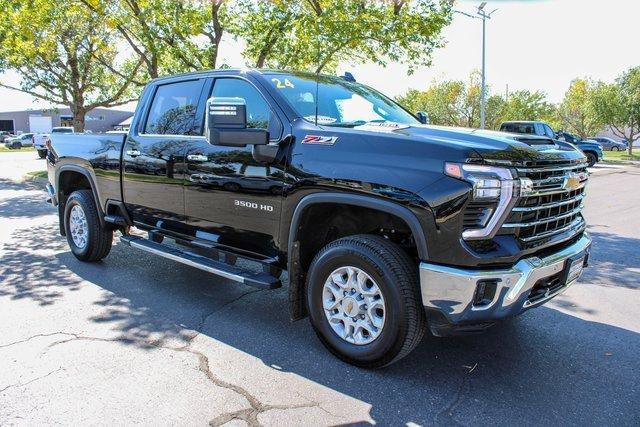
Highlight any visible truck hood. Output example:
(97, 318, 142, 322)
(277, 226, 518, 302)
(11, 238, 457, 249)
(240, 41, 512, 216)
(352, 123, 587, 165)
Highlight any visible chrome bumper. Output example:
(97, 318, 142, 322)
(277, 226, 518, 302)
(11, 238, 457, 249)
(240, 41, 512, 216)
(46, 182, 57, 205)
(419, 234, 591, 325)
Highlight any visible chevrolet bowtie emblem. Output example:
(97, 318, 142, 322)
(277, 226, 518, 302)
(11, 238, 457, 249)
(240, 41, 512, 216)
(563, 172, 583, 191)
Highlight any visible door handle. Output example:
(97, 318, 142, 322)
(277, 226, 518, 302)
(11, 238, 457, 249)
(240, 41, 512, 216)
(187, 154, 208, 162)
(126, 149, 141, 157)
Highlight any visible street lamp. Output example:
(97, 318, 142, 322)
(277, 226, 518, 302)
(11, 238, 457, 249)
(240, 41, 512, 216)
(454, 3, 498, 129)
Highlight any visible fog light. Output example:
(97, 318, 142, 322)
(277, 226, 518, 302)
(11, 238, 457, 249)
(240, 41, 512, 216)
(473, 279, 498, 306)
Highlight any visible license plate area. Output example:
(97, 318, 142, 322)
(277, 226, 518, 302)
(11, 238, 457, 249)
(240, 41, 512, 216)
(563, 252, 586, 285)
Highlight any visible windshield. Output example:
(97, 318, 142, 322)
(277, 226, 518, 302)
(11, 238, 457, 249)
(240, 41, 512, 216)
(265, 73, 419, 127)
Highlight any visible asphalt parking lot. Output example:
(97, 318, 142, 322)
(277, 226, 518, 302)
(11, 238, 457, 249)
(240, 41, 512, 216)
(0, 151, 638, 426)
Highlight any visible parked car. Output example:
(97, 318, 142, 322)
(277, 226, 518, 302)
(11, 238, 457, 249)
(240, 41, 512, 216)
(0, 131, 14, 143)
(555, 132, 603, 167)
(4, 133, 35, 149)
(499, 121, 603, 167)
(33, 134, 50, 158)
(47, 69, 591, 368)
(589, 137, 627, 151)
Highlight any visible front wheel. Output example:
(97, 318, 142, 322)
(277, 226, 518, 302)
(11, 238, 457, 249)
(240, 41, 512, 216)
(586, 152, 597, 167)
(306, 235, 426, 368)
(64, 190, 113, 262)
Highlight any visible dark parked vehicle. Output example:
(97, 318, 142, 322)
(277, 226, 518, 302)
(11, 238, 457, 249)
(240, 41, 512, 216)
(590, 136, 627, 151)
(500, 121, 603, 167)
(555, 132, 603, 166)
(0, 131, 14, 143)
(46, 69, 591, 367)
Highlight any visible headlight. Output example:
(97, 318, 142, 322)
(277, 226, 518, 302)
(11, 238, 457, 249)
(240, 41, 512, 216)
(445, 163, 532, 240)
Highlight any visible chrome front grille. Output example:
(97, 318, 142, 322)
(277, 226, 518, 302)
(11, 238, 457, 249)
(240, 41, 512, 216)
(502, 162, 588, 248)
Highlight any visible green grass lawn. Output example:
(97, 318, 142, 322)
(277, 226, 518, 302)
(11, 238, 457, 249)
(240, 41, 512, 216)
(27, 170, 48, 179)
(0, 145, 35, 152)
(603, 150, 640, 161)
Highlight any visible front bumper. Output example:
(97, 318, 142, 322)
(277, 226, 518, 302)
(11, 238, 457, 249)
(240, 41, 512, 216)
(419, 234, 591, 327)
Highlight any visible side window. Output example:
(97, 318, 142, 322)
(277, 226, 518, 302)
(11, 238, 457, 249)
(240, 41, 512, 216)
(211, 78, 283, 140)
(144, 79, 205, 135)
(543, 125, 555, 138)
(534, 123, 544, 136)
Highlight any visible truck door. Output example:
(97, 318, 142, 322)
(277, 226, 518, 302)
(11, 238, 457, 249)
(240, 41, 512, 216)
(122, 78, 208, 231)
(183, 76, 287, 258)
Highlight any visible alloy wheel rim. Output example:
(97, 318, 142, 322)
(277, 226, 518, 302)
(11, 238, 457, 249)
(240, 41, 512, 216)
(322, 266, 386, 345)
(69, 205, 89, 249)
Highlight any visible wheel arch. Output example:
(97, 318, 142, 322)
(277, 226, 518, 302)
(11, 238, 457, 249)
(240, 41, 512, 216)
(56, 165, 105, 234)
(286, 192, 429, 320)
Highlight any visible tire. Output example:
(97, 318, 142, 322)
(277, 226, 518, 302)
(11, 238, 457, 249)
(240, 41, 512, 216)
(612, 147, 619, 151)
(13, 141, 22, 149)
(586, 152, 597, 167)
(306, 234, 426, 368)
(64, 190, 113, 262)
(37, 149, 47, 159)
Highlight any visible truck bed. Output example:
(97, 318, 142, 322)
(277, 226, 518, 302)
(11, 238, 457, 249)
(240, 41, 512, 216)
(48, 132, 127, 209)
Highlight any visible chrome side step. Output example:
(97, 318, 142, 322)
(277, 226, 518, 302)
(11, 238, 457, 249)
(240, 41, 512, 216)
(120, 235, 281, 289)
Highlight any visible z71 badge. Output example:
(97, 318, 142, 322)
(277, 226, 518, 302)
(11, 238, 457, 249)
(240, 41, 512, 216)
(302, 135, 338, 145)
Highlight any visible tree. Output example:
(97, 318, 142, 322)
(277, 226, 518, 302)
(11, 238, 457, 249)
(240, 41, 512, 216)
(501, 90, 557, 129)
(396, 71, 487, 128)
(235, 0, 454, 73)
(79, 0, 231, 78)
(0, 0, 141, 131)
(396, 72, 559, 130)
(591, 66, 640, 155)
(556, 78, 602, 139)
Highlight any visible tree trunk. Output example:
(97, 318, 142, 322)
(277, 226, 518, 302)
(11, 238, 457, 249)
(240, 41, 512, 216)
(72, 107, 86, 132)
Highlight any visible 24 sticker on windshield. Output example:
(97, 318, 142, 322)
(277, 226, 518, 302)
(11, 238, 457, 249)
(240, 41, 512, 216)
(302, 135, 338, 145)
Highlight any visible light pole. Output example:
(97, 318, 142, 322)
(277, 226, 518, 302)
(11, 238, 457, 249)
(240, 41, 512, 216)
(454, 2, 498, 129)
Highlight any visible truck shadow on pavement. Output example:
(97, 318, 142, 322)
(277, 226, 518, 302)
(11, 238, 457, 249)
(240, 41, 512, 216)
(0, 181, 638, 425)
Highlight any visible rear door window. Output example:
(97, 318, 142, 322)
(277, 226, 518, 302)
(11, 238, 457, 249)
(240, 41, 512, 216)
(144, 79, 206, 135)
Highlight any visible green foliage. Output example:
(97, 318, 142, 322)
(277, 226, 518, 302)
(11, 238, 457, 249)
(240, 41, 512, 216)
(81, 0, 231, 78)
(396, 72, 555, 129)
(501, 90, 557, 128)
(235, 0, 453, 73)
(591, 66, 640, 154)
(0, 0, 141, 130)
(556, 78, 602, 139)
(396, 72, 481, 127)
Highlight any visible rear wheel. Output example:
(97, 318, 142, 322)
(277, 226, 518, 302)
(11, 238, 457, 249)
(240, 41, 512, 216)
(37, 149, 47, 159)
(306, 234, 425, 368)
(64, 190, 113, 262)
(586, 152, 597, 167)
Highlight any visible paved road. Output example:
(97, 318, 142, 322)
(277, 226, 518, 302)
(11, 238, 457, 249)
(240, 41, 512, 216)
(0, 151, 638, 426)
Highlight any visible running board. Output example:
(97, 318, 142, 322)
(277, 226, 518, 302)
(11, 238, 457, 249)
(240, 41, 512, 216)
(120, 235, 281, 289)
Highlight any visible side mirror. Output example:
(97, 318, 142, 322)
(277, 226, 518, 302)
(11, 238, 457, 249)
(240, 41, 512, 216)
(205, 97, 268, 147)
(416, 111, 429, 124)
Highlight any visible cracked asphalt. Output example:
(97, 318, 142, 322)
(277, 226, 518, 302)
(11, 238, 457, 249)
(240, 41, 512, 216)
(0, 151, 639, 426)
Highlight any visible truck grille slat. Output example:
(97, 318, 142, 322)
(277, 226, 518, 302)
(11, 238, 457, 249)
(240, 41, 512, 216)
(502, 162, 588, 248)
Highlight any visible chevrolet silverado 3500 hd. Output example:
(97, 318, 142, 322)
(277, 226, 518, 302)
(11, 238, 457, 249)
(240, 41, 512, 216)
(46, 69, 591, 367)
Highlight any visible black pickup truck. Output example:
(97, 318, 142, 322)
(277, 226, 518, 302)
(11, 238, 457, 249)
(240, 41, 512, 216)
(46, 69, 591, 367)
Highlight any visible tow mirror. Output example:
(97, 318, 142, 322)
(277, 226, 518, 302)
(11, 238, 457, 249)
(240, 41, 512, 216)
(205, 97, 268, 147)
(416, 111, 429, 124)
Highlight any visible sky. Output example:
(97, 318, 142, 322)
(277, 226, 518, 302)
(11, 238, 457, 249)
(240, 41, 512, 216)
(0, 0, 637, 112)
